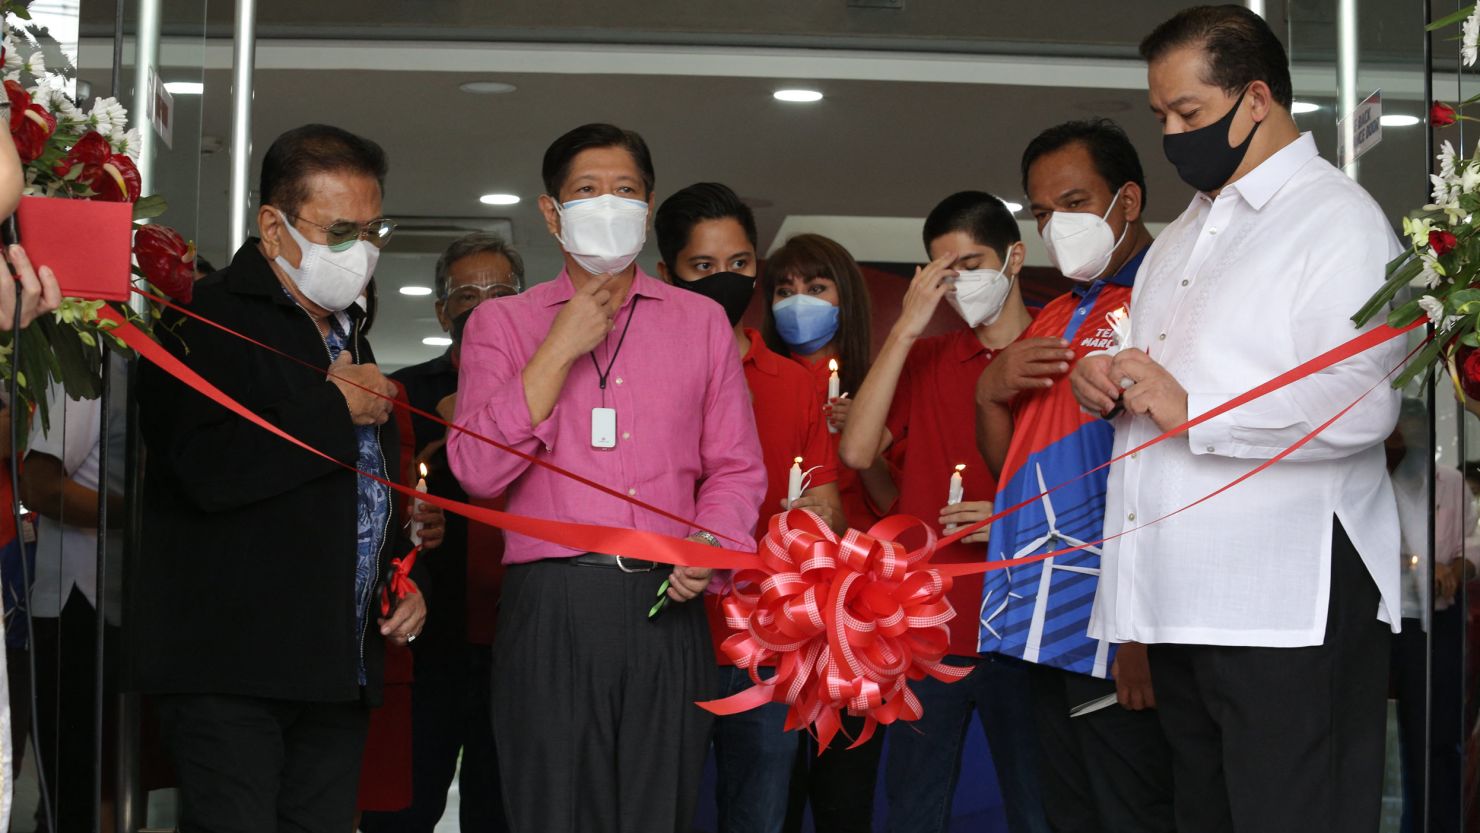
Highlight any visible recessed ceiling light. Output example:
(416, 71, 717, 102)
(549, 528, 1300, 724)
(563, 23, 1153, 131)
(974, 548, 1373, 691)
(164, 81, 203, 95)
(480, 193, 520, 206)
(399, 285, 433, 297)
(423, 336, 453, 347)
(1003, 201, 1024, 213)
(774, 89, 823, 103)
(459, 81, 518, 95)
(1291, 101, 1320, 114)
(1380, 114, 1420, 127)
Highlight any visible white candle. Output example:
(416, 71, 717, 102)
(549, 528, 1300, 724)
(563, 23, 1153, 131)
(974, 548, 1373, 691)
(945, 463, 965, 531)
(787, 457, 804, 507)
(410, 462, 428, 546)
(827, 358, 841, 434)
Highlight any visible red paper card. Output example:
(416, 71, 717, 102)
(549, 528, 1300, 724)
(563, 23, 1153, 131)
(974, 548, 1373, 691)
(14, 195, 134, 302)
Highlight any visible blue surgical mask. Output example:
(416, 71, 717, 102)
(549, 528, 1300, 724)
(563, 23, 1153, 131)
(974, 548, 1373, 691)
(773, 294, 840, 355)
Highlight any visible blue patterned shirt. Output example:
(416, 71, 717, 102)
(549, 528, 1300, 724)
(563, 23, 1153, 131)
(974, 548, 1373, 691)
(325, 314, 391, 685)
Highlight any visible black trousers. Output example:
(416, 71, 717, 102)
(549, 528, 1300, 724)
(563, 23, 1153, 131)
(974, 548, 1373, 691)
(1028, 664, 1174, 833)
(1148, 519, 1389, 833)
(31, 588, 114, 833)
(492, 559, 716, 833)
(155, 693, 369, 833)
(1392, 607, 1463, 833)
(784, 713, 885, 833)
(361, 644, 506, 833)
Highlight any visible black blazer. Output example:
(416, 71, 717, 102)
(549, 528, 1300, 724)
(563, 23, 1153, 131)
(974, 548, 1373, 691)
(130, 240, 415, 705)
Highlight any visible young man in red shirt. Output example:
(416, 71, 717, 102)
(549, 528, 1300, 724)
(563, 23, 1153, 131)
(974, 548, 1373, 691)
(840, 193, 1049, 833)
(656, 181, 845, 833)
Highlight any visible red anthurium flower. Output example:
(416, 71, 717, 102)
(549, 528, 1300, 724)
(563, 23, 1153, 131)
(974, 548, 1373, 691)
(1431, 229, 1460, 257)
(53, 131, 142, 203)
(134, 224, 197, 303)
(5, 80, 55, 164)
(1432, 101, 1459, 127)
(1460, 346, 1480, 401)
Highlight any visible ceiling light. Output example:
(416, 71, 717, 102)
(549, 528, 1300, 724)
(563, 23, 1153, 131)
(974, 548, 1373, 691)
(774, 89, 823, 103)
(399, 285, 433, 297)
(423, 336, 453, 347)
(1003, 201, 1024, 213)
(164, 81, 203, 95)
(1291, 101, 1320, 114)
(1380, 114, 1420, 127)
(459, 81, 518, 95)
(480, 193, 520, 206)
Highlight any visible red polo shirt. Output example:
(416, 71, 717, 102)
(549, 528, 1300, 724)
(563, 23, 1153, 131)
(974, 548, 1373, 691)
(708, 329, 838, 664)
(884, 327, 1001, 656)
(794, 354, 890, 531)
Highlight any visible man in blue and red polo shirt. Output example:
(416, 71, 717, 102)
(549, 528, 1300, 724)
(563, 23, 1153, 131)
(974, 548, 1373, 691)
(976, 118, 1174, 833)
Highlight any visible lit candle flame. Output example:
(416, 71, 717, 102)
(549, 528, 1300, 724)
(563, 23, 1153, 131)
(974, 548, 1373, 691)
(955, 463, 966, 473)
(419, 462, 428, 478)
(794, 456, 803, 464)
(1109, 305, 1129, 324)
(828, 358, 838, 372)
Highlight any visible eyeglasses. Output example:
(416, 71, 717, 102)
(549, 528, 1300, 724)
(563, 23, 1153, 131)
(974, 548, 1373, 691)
(444, 282, 520, 305)
(283, 212, 397, 250)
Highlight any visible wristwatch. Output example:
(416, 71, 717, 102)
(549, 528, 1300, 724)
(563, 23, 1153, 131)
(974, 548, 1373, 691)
(691, 531, 721, 548)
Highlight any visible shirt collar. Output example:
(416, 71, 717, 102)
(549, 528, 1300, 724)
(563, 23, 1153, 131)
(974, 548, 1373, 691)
(1218, 131, 1318, 212)
(1073, 245, 1148, 296)
(954, 326, 990, 362)
(742, 327, 782, 376)
(541, 265, 667, 307)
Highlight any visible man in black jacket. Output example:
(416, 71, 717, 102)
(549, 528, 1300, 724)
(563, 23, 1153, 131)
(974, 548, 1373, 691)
(134, 123, 429, 833)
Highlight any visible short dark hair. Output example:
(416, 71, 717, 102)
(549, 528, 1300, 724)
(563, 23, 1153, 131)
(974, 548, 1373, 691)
(1021, 118, 1148, 209)
(654, 182, 758, 270)
(1140, 5, 1293, 108)
(542, 123, 655, 198)
(435, 232, 525, 299)
(921, 191, 1021, 259)
(760, 234, 872, 394)
(259, 124, 388, 218)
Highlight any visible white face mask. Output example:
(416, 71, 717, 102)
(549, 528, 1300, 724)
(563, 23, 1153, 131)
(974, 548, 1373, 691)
(273, 209, 379, 313)
(947, 260, 1016, 328)
(1041, 184, 1130, 283)
(556, 194, 649, 276)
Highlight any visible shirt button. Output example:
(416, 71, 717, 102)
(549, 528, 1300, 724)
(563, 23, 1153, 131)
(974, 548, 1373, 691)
(621, 432, 630, 440)
(1128, 512, 1137, 521)
(615, 377, 624, 385)
(1208, 227, 1218, 235)
(1206, 445, 1215, 453)
(1130, 452, 1139, 460)
(628, 488, 637, 496)
(1158, 333, 1166, 341)
(1181, 279, 1190, 287)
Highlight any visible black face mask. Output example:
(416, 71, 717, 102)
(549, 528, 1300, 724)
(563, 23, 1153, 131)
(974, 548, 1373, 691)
(1163, 87, 1261, 193)
(675, 270, 755, 327)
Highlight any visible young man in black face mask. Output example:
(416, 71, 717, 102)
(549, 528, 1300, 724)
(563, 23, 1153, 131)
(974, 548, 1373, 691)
(654, 182, 843, 833)
(1069, 7, 1403, 832)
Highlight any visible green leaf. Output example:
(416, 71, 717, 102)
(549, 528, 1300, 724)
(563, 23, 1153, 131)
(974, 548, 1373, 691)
(1429, 5, 1476, 31)
(131, 195, 168, 221)
(1388, 299, 1424, 328)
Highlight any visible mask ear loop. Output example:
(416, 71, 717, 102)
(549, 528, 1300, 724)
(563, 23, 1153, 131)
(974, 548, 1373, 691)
(1083, 184, 1133, 280)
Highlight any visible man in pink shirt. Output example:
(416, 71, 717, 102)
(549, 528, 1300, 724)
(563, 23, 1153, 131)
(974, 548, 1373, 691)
(448, 123, 767, 833)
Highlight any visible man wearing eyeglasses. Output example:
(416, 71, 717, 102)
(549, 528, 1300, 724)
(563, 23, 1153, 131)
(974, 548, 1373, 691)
(135, 123, 432, 833)
(364, 233, 525, 833)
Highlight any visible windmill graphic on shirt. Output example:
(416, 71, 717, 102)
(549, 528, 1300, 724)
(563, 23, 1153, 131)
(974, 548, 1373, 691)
(980, 461, 1113, 678)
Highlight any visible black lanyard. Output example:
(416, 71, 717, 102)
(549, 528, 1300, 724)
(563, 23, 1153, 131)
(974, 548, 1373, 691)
(590, 296, 641, 391)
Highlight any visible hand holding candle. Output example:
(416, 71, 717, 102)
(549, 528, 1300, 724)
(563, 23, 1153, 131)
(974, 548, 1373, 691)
(945, 463, 965, 531)
(410, 462, 428, 545)
(827, 358, 841, 433)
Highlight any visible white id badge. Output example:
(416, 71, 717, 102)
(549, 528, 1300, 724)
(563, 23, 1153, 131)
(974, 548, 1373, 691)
(591, 407, 617, 449)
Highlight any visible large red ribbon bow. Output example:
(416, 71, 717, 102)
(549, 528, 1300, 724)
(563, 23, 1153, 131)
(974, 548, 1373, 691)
(700, 510, 972, 751)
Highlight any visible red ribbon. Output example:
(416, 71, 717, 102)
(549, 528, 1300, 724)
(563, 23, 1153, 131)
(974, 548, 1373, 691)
(102, 301, 1427, 735)
(379, 546, 420, 618)
(700, 510, 970, 750)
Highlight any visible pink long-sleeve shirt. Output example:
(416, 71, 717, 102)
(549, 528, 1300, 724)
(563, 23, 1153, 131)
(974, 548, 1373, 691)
(448, 267, 767, 562)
